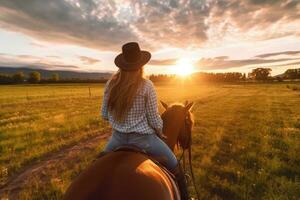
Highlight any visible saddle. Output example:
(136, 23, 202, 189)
(97, 145, 181, 200)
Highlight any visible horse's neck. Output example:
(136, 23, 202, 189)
(163, 122, 181, 152)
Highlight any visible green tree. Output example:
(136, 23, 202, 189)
(249, 68, 272, 81)
(28, 71, 41, 83)
(12, 72, 25, 83)
(51, 73, 59, 82)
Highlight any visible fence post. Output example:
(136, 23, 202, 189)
(26, 90, 29, 101)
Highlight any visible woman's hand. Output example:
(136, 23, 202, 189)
(155, 129, 167, 140)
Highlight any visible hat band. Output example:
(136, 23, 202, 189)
(123, 54, 143, 64)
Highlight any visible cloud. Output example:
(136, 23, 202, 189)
(0, 61, 79, 71)
(29, 42, 46, 48)
(17, 55, 43, 60)
(149, 58, 177, 66)
(46, 55, 61, 59)
(255, 50, 300, 58)
(131, 0, 210, 49)
(0, 0, 299, 51)
(0, 0, 138, 51)
(207, 0, 300, 41)
(79, 56, 101, 64)
(33, 63, 80, 70)
(0, 54, 79, 70)
(196, 56, 300, 70)
(266, 61, 300, 68)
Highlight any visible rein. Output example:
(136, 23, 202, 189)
(178, 113, 200, 200)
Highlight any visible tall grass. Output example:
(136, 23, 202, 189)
(0, 84, 109, 183)
(1, 82, 300, 199)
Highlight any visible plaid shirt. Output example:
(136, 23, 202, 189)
(101, 79, 163, 135)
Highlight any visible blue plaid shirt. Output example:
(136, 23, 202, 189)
(101, 79, 163, 135)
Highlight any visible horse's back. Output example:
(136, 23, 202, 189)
(63, 151, 175, 200)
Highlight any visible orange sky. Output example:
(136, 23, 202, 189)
(0, 0, 300, 75)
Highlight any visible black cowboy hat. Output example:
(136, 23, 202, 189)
(114, 42, 151, 71)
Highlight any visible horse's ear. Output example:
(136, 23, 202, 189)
(160, 101, 168, 110)
(185, 102, 194, 111)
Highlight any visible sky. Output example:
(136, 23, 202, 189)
(0, 0, 300, 75)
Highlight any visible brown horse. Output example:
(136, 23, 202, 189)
(63, 101, 194, 200)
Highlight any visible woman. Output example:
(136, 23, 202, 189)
(101, 42, 188, 199)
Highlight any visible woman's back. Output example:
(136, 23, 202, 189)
(101, 79, 162, 135)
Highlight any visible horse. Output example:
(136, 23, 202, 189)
(63, 101, 194, 200)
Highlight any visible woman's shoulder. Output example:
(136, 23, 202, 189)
(143, 78, 154, 87)
(137, 79, 154, 95)
(142, 79, 155, 91)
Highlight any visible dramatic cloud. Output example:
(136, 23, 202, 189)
(0, 0, 299, 51)
(0, 0, 137, 50)
(130, 0, 210, 48)
(79, 56, 101, 64)
(149, 58, 177, 66)
(29, 42, 46, 48)
(206, 0, 300, 42)
(0, 54, 79, 70)
(255, 51, 300, 58)
(267, 61, 300, 68)
(196, 56, 300, 70)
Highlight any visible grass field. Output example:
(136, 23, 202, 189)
(0, 82, 300, 199)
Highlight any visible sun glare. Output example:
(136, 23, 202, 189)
(172, 58, 194, 77)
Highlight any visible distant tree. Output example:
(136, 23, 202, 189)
(149, 74, 176, 82)
(12, 72, 25, 83)
(51, 73, 59, 82)
(223, 72, 242, 82)
(28, 71, 41, 83)
(247, 72, 253, 80)
(192, 72, 243, 82)
(242, 73, 247, 81)
(249, 68, 272, 81)
(0, 73, 13, 84)
(284, 68, 300, 79)
(276, 76, 283, 82)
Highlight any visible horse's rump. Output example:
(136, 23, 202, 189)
(63, 151, 177, 200)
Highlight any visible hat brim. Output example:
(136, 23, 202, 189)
(114, 51, 151, 71)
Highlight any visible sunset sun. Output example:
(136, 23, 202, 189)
(172, 58, 194, 77)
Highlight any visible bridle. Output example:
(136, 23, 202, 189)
(177, 110, 200, 200)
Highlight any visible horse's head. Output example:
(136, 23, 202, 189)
(160, 101, 194, 151)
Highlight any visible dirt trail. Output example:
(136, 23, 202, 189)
(0, 132, 109, 198)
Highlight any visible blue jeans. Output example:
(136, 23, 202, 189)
(103, 131, 178, 171)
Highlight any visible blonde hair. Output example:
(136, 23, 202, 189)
(107, 68, 144, 122)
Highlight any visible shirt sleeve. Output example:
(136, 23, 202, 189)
(101, 81, 109, 121)
(145, 81, 163, 132)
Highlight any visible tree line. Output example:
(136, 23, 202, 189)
(0, 71, 108, 84)
(149, 67, 300, 83)
(283, 68, 300, 79)
(0, 71, 59, 84)
(1, 67, 299, 84)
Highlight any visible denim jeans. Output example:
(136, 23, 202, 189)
(103, 131, 178, 171)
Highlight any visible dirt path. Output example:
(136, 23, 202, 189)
(0, 131, 109, 198)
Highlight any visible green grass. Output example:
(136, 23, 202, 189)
(1, 82, 300, 199)
(0, 84, 109, 183)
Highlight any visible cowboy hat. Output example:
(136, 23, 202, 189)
(114, 42, 151, 71)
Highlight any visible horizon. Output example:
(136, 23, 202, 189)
(0, 65, 297, 77)
(0, 1, 300, 76)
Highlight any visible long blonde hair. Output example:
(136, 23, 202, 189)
(107, 68, 144, 122)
